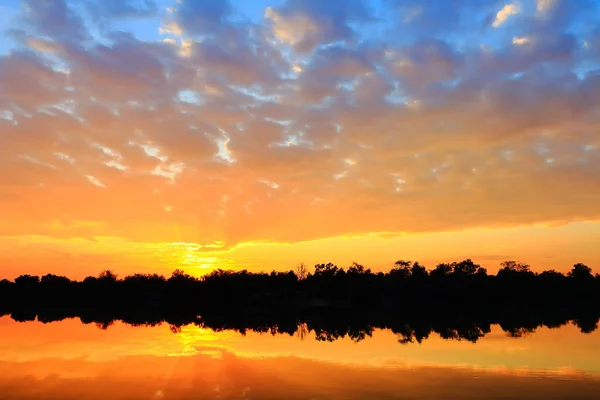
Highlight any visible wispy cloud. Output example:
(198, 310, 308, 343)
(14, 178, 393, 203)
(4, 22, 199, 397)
(492, 3, 520, 28)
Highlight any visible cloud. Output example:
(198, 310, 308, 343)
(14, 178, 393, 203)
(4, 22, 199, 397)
(0, 0, 599, 250)
(174, 0, 233, 36)
(492, 3, 521, 28)
(537, 0, 557, 14)
(388, 0, 491, 36)
(265, 0, 373, 52)
(87, 0, 158, 19)
(83, 0, 157, 31)
(512, 36, 531, 45)
(18, 0, 88, 43)
(264, 7, 319, 47)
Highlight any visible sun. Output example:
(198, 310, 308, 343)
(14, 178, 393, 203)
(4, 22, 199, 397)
(160, 242, 234, 277)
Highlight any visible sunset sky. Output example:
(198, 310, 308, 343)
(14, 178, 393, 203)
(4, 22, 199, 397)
(0, 0, 599, 279)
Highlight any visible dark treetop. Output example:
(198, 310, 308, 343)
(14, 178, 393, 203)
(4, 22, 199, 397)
(1, 260, 599, 343)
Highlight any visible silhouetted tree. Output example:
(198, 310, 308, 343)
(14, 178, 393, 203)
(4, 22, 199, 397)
(348, 262, 370, 275)
(390, 260, 412, 279)
(15, 274, 40, 287)
(295, 263, 309, 280)
(314, 263, 339, 277)
(498, 261, 534, 277)
(98, 270, 118, 281)
(569, 263, 594, 280)
(452, 259, 482, 277)
(411, 262, 428, 279)
(430, 263, 453, 279)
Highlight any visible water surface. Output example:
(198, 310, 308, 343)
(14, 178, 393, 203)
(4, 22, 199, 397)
(1, 317, 600, 399)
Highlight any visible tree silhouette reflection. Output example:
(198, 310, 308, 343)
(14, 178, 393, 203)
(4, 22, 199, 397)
(1, 260, 599, 343)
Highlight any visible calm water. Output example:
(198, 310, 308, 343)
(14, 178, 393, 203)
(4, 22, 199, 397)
(1, 316, 600, 399)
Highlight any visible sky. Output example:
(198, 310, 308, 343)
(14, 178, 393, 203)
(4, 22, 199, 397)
(0, 0, 599, 278)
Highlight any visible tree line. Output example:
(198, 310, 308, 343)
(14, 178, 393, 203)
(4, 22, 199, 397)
(1, 259, 599, 343)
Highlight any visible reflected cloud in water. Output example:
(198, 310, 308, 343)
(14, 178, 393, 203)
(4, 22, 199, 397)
(1, 348, 599, 400)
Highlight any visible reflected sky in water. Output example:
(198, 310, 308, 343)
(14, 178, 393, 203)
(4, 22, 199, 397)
(1, 317, 600, 399)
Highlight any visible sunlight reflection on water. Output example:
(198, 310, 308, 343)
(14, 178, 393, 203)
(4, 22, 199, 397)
(1, 317, 600, 399)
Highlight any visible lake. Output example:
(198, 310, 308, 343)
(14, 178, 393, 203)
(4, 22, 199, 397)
(1, 316, 600, 399)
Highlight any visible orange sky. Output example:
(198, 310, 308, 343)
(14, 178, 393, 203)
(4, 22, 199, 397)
(1, 0, 599, 279)
(1, 222, 600, 279)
